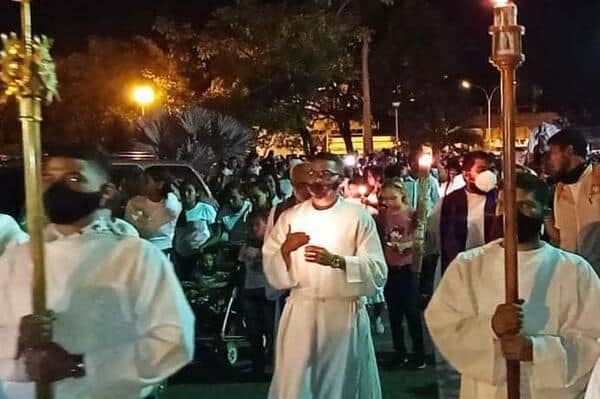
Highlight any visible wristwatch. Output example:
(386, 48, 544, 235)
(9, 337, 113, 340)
(330, 255, 345, 270)
(69, 355, 86, 378)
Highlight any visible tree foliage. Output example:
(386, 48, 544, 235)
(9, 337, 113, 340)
(133, 106, 256, 171)
(156, 3, 362, 154)
(43, 36, 191, 150)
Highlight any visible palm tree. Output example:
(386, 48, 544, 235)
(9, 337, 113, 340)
(133, 106, 255, 171)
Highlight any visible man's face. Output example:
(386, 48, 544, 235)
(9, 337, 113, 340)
(252, 217, 267, 239)
(307, 159, 342, 200)
(547, 144, 571, 177)
(290, 164, 311, 202)
(464, 158, 490, 187)
(42, 157, 107, 193)
(249, 187, 269, 209)
(496, 188, 543, 219)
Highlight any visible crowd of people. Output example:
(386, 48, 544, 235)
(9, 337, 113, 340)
(0, 126, 599, 399)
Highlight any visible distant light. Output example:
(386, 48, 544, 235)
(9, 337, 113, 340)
(132, 85, 155, 105)
(344, 155, 357, 167)
(392, 101, 401, 108)
(409, 98, 416, 103)
(492, 0, 510, 6)
(419, 154, 433, 169)
(461, 80, 472, 89)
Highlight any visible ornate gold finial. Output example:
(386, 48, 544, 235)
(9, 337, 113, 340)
(0, 33, 59, 104)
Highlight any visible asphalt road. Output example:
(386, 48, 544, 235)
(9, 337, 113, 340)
(160, 309, 439, 399)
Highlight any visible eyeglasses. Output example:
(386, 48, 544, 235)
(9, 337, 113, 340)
(307, 169, 340, 179)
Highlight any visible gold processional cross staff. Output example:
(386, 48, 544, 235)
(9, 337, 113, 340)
(1, 1, 58, 398)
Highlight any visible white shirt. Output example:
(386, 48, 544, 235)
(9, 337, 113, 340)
(426, 240, 600, 399)
(125, 192, 182, 251)
(439, 174, 466, 198)
(175, 202, 217, 257)
(0, 214, 28, 255)
(0, 215, 194, 399)
(465, 191, 487, 250)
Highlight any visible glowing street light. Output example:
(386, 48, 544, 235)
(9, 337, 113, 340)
(460, 79, 500, 142)
(132, 85, 155, 116)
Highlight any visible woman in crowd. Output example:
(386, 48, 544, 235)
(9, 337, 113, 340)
(377, 178, 425, 369)
(174, 181, 217, 279)
(125, 169, 182, 257)
(247, 180, 275, 214)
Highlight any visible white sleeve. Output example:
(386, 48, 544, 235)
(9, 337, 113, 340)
(343, 211, 388, 297)
(425, 256, 506, 386)
(262, 210, 296, 290)
(83, 245, 195, 398)
(586, 359, 600, 399)
(0, 251, 28, 381)
(530, 259, 600, 391)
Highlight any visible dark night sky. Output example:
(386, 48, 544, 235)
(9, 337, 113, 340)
(1, 0, 599, 116)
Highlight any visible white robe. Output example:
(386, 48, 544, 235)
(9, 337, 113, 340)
(0, 214, 29, 255)
(425, 240, 600, 399)
(0, 215, 195, 399)
(263, 198, 387, 399)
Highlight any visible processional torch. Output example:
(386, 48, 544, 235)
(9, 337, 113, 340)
(0, 1, 58, 398)
(413, 144, 433, 271)
(489, 1, 525, 398)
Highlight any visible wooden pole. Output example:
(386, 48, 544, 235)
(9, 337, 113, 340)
(500, 65, 520, 399)
(361, 29, 373, 155)
(489, 3, 525, 398)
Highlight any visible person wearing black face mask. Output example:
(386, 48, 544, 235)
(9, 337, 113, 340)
(546, 128, 600, 275)
(425, 172, 600, 399)
(262, 152, 387, 399)
(0, 144, 194, 399)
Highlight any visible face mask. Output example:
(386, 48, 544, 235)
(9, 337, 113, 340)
(474, 170, 497, 193)
(517, 211, 543, 243)
(43, 181, 102, 224)
(308, 183, 337, 199)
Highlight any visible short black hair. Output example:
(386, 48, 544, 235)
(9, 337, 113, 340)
(515, 172, 551, 208)
(462, 151, 490, 172)
(547, 128, 588, 158)
(309, 152, 344, 173)
(44, 142, 111, 177)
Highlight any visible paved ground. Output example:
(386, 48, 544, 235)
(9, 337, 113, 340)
(161, 309, 439, 399)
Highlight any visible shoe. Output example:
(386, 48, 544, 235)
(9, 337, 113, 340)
(406, 359, 427, 370)
(374, 317, 385, 335)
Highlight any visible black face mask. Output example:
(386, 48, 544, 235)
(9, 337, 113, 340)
(555, 161, 589, 185)
(43, 181, 102, 224)
(517, 211, 543, 243)
(307, 183, 336, 199)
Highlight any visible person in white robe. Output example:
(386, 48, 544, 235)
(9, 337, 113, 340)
(0, 145, 194, 399)
(426, 172, 600, 399)
(263, 153, 387, 399)
(0, 213, 29, 255)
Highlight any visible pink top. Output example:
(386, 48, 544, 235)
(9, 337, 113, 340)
(377, 208, 416, 268)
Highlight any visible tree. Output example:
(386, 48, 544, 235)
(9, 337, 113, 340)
(156, 4, 362, 154)
(133, 106, 256, 172)
(43, 36, 191, 150)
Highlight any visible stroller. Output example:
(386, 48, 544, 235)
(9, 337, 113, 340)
(181, 243, 250, 368)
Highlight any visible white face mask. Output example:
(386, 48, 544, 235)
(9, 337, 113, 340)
(475, 170, 498, 193)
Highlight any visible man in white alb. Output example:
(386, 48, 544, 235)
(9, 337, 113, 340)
(0, 144, 194, 399)
(263, 152, 387, 399)
(427, 172, 600, 399)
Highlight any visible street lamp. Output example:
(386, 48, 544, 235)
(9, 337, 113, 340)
(392, 101, 401, 145)
(132, 85, 155, 116)
(461, 80, 500, 139)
